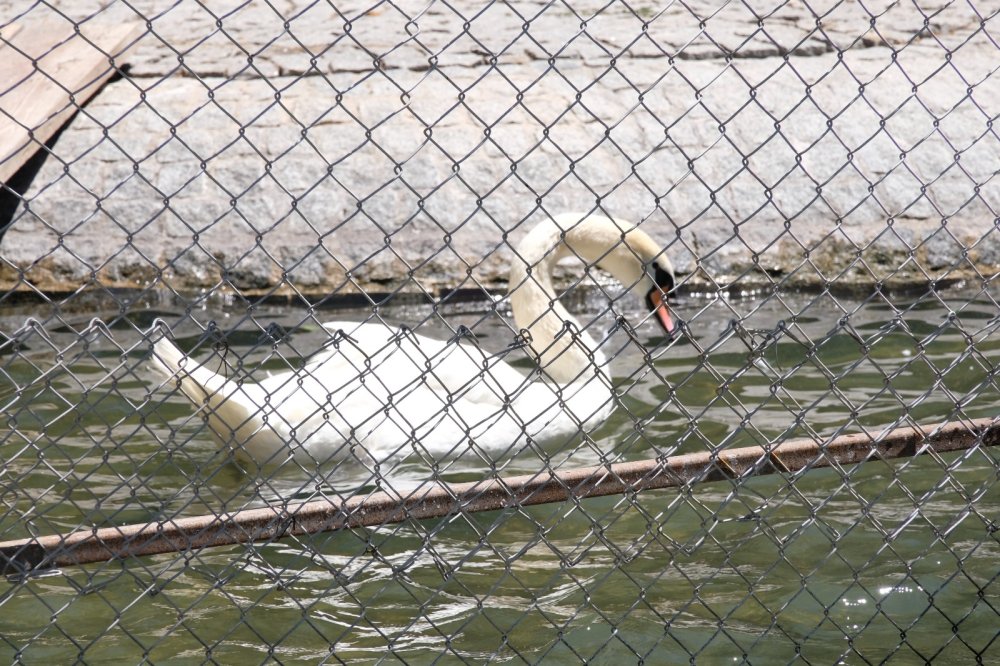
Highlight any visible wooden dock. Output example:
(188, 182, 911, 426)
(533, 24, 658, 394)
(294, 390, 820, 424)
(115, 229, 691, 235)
(0, 18, 142, 185)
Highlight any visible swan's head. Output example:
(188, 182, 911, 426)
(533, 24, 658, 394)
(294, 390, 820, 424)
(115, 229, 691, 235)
(508, 213, 679, 382)
(641, 254, 678, 338)
(559, 216, 679, 339)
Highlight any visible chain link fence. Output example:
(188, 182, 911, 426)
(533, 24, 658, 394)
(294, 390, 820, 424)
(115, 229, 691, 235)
(2, 0, 999, 662)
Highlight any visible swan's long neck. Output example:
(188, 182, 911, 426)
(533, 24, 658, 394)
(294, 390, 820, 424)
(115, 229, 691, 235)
(508, 214, 648, 384)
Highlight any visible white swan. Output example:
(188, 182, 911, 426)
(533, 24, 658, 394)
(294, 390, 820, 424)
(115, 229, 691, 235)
(150, 213, 677, 466)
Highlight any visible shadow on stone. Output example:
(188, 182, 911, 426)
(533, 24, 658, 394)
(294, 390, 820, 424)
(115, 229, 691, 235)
(0, 66, 129, 245)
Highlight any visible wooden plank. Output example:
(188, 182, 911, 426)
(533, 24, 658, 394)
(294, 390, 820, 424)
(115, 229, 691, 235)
(0, 18, 143, 184)
(0, 23, 22, 42)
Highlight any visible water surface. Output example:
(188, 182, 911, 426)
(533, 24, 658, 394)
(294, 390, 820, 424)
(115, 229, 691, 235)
(1, 285, 998, 663)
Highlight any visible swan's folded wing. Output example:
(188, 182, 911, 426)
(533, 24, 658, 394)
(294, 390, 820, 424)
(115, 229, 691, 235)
(314, 320, 530, 401)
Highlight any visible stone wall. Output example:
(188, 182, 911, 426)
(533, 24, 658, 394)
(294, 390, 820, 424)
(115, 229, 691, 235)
(2, 0, 998, 299)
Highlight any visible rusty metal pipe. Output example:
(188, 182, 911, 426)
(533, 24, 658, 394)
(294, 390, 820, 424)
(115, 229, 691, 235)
(3, 417, 998, 575)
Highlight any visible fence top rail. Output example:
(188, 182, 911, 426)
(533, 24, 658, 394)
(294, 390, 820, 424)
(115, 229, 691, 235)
(3, 416, 997, 577)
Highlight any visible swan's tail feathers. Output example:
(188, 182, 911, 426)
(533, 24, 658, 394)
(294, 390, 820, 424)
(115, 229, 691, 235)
(150, 337, 215, 405)
(149, 336, 258, 445)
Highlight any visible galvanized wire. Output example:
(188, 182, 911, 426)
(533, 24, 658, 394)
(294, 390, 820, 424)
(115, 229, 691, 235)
(1, 0, 999, 662)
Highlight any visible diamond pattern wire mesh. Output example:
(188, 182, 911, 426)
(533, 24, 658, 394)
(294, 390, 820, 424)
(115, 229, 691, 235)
(1, 0, 1000, 662)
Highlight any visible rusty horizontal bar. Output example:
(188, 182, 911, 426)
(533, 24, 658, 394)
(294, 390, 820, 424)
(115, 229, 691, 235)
(2, 416, 998, 575)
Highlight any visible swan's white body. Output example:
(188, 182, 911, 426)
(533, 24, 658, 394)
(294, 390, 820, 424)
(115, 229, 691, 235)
(151, 214, 675, 466)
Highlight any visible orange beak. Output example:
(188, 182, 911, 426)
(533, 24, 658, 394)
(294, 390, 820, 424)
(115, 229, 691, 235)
(647, 288, 676, 338)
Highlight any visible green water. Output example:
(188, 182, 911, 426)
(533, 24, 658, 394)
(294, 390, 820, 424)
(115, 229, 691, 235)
(1, 286, 998, 663)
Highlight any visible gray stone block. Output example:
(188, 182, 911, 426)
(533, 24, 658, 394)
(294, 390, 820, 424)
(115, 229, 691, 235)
(1, 0, 997, 298)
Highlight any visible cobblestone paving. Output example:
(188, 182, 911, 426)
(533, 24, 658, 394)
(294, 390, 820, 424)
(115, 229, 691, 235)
(2, 0, 997, 296)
